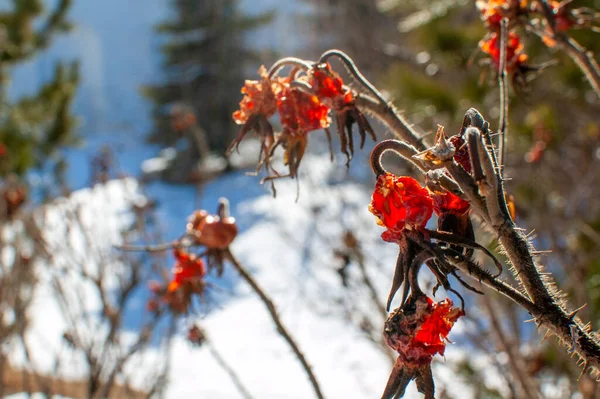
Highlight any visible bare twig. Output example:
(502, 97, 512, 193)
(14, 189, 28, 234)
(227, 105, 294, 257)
(481, 296, 540, 399)
(225, 249, 326, 399)
(529, 2, 600, 98)
(206, 340, 256, 399)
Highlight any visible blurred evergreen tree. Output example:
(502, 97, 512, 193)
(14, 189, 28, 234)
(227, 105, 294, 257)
(0, 0, 79, 180)
(144, 0, 273, 183)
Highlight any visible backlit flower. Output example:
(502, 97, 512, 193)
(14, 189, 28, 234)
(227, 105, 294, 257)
(233, 66, 285, 125)
(229, 67, 289, 169)
(308, 63, 375, 161)
(369, 173, 433, 242)
(277, 86, 330, 135)
(432, 191, 470, 216)
(476, 0, 530, 30)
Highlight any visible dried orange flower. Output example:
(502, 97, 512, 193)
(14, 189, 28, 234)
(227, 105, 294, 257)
(309, 62, 347, 105)
(308, 63, 375, 161)
(233, 66, 286, 125)
(229, 67, 290, 171)
(277, 86, 330, 135)
(476, 0, 529, 30)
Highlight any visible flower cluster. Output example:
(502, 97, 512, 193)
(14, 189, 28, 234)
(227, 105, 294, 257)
(475, 0, 531, 76)
(146, 199, 238, 314)
(474, 0, 599, 87)
(229, 61, 374, 185)
(146, 248, 207, 314)
(476, 0, 529, 30)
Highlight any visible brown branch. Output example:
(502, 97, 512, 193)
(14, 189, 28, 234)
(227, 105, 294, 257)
(355, 94, 427, 151)
(448, 123, 600, 374)
(554, 35, 600, 98)
(225, 249, 326, 399)
(526, 11, 600, 98)
(361, 97, 600, 373)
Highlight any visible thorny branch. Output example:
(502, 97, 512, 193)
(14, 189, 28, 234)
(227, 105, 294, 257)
(532, 0, 600, 98)
(363, 93, 600, 374)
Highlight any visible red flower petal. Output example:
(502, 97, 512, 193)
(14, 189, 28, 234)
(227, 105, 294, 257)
(432, 191, 470, 216)
(413, 298, 464, 357)
(310, 63, 346, 100)
(479, 32, 528, 72)
(369, 173, 433, 241)
(169, 249, 206, 291)
(384, 296, 463, 366)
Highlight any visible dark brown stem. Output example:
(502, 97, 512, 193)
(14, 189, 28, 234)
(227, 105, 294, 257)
(370, 139, 424, 176)
(225, 249, 326, 399)
(319, 49, 389, 105)
(555, 35, 600, 98)
(527, 9, 600, 98)
(447, 120, 600, 372)
(444, 251, 534, 311)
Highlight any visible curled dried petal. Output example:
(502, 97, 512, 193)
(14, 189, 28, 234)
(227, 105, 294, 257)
(384, 296, 463, 366)
(432, 191, 470, 216)
(233, 66, 287, 125)
(277, 87, 330, 135)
